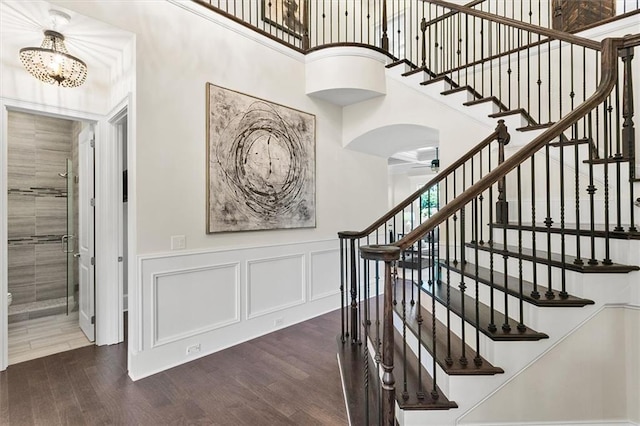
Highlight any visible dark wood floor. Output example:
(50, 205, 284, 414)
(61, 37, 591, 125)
(0, 310, 348, 425)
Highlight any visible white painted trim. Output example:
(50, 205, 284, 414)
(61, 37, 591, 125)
(245, 253, 307, 319)
(166, 0, 305, 63)
(95, 95, 131, 346)
(150, 262, 241, 348)
(305, 46, 390, 65)
(138, 237, 337, 260)
(460, 421, 638, 426)
(0, 98, 101, 371)
(309, 248, 341, 301)
(337, 353, 353, 426)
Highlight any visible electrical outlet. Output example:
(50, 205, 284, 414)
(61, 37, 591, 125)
(186, 343, 201, 355)
(171, 235, 186, 250)
(274, 318, 284, 327)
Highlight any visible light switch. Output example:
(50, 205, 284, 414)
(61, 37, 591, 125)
(171, 235, 186, 250)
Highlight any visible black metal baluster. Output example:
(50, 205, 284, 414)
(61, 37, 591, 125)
(445, 181, 453, 366)
(572, 43, 583, 266)
(473, 196, 483, 365)
(340, 237, 346, 342)
(614, 74, 624, 233)
(587, 111, 598, 265)
(544, 138, 555, 299)
(488, 142, 497, 332)
(621, 46, 637, 233)
(517, 165, 527, 330)
(603, 97, 613, 265)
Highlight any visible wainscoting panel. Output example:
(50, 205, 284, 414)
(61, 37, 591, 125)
(246, 254, 305, 319)
(310, 249, 340, 301)
(152, 263, 240, 347)
(132, 239, 340, 380)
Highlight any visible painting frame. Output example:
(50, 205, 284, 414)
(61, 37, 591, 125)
(206, 83, 316, 234)
(261, 0, 308, 40)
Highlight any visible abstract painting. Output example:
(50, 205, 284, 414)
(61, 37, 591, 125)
(261, 0, 307, 38)
(206, 83, 316, 233)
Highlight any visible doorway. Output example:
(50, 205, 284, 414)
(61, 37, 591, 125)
(6, 110, 95, 365)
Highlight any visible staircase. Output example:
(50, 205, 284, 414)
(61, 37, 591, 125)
(336, 3, 640, 426)
(190, 0, 640, 423)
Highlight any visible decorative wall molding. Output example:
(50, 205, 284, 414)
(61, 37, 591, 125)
(309, 248, 340, 301)
(151, 262, 241, 348)
(133, 239, 340, 379)
(246, 254, 306, 319)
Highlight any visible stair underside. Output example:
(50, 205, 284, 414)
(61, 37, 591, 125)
(420, 279, 549, 341)
(392, 281, 504, 375)
(467, 242, 640, 273)
(492, 222, 640, 240)
(439, 261, 594, 307)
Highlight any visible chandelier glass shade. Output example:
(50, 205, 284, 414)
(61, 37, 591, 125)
(19, 30, 88, 88)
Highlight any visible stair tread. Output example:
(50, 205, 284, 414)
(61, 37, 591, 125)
(402, 66, 437, 78)
(440, 261, 594, 307)
(516, 122, 555, 131)
(418, 279, 549, 341)
(441, 85, 482, 99)
(493, 222, 640, 240)
(337, 335, 381, 425)
(583, 156, 631, 164)
(467, 242, 640, 273)
(387, 58, 416, 69)
(488, 108, 537, 126)
(338, 327, 458, 416)
(389, 282, 504, 375)
(462, 96, 507, 112)
(420, 75, 459, 88)
(549, 137, 592, 147)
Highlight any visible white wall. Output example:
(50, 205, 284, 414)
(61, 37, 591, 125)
(459, 306, 640, 426)
(46, 0, 388, 379)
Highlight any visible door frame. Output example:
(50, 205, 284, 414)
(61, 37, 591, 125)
(0, 97, 127, 370)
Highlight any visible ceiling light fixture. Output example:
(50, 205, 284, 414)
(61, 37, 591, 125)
(19, 10, 87, 88)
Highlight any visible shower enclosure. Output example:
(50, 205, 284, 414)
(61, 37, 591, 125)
(7, 111, 80, 323)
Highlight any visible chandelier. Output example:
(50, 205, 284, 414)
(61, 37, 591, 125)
(19, 27, 88, 88)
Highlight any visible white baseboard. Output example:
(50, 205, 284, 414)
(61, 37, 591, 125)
(461, 421, 638, 426)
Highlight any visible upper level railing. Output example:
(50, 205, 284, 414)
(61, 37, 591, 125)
(194, 0, 639, 64)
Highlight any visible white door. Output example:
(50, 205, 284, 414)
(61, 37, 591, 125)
(78, 126, 95, 342)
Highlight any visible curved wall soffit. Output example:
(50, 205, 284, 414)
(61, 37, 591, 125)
(346, 123, 439, 158)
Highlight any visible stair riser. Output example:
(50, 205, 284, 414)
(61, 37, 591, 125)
(416, 289, 506, 363)
(459, 248, 592, 293)
(391, 311, 454, 396)
(488, 229, 637, 265)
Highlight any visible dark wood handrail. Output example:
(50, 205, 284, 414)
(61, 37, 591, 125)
(361, 36, 624, 259)
(421, 0, 602, 51)
(423, 0, 487, 27)
(339, 128, 500, 240)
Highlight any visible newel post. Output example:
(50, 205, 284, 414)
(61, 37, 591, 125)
(381, 0, 389, 52)
(495, 119, 511, 224)
(361, 244, 401, 426)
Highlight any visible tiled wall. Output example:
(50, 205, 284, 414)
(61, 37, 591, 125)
(7, 111, 78, 311)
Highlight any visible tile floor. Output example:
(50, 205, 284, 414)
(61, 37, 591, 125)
(8, 311, 92, 365)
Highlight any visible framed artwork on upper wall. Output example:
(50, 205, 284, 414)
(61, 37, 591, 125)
(206, 83, 316, 233)
(261, 0, 308, 39)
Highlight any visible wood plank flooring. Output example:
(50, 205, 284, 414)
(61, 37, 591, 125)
(8, 312, 92, 365)
(0, 309, 348, 425)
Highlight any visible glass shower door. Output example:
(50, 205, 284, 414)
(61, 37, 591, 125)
(65, 158, 75, 315)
